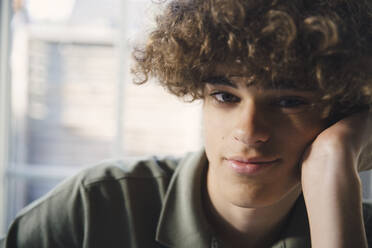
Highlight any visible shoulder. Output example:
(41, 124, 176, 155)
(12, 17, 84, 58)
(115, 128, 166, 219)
(20, 154, 182, 215)
(2, 154, 184, 248)
(79, 155, 180, 186)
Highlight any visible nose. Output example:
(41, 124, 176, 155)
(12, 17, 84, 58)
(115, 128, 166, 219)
(233, 101, 271, 146)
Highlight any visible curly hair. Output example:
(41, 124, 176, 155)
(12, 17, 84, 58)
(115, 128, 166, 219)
(132, 0, 372, 118)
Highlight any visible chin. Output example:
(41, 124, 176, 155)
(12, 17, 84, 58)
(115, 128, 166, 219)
(220, 179, 302, 209)
(227, 192, 287, 208)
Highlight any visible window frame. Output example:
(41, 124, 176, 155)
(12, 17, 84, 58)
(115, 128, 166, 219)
(0, 0, 12, 235)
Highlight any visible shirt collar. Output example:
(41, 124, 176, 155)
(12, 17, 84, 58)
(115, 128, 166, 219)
(275, 194, 311, 248)
(155, 149, 311, 248)
(156, 149, 212, 247)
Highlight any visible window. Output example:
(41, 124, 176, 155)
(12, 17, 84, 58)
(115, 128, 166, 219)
(1, 0, 202, 233)
(0, 0, 12, 236)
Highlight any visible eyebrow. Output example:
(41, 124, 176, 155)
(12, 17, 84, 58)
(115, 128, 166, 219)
(203, 76, 316, 92)
(202, 76, 238, 88)
(270, 80, 316, 91)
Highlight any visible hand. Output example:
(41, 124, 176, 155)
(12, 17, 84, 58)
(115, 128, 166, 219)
(301, 110, 372, 179)
(299, 111, 370, 248)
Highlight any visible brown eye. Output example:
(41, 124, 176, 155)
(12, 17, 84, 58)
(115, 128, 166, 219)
(275, 97, 308, 108)
(270, 96, 313, 114)
(211, 92, 240, 103)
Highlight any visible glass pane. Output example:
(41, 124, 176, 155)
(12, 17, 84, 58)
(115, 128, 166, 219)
(24, 38, 117, 166)
(7, 0, 202, 228)
(8, 0, 119, 226)
(360, 171, 372, 200)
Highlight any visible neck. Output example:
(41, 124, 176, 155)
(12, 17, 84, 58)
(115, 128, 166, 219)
(204, 170, 301, 248)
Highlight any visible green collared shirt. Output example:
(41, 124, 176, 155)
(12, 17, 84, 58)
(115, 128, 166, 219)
(1, 150, 372, 247)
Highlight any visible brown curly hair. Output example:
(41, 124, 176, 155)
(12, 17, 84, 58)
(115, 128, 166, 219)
(132, 0, 372, 118)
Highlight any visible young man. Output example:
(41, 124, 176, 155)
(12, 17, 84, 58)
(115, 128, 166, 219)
(1, 0, 372, 247)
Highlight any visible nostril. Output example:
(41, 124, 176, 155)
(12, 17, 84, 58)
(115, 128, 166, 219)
(233, 133, 270, 146)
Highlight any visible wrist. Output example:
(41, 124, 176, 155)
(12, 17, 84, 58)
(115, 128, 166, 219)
(301, 148, 360, 194)
(302, 169, 366, 248)
(302, 161, 362, 209)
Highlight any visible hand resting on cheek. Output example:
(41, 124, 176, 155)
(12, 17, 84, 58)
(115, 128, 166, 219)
(299, 110, 371, 248)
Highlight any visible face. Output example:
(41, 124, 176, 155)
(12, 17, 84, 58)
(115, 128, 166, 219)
(203, 75, 328, 208)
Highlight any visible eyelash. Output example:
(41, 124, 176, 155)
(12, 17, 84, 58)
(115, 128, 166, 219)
(209, 91, 310, 109)
(271, 97, 309, 108)
(210, 91, 240, 104)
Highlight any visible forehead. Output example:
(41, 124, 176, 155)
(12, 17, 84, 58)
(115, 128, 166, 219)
(204, 63, 318, 91)
(203, 75, 317, 92)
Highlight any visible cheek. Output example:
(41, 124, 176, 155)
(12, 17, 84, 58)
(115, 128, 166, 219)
(202, 104, 234, 160)
(290, 112, 326, 139)
(202, 107, 223, 148)
(275, 112, 327, 158)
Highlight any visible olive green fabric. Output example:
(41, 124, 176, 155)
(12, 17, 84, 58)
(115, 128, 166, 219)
(1, 149, 371, 248)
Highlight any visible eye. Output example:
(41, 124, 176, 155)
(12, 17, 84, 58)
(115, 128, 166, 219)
(275, 97, 309, 108)
(270, 96, 313, 114)
(210, 91, 240, 104)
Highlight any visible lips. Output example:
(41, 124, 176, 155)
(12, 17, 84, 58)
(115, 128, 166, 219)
(227, 156, 279, 164)
(225, 156, 280, 175)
